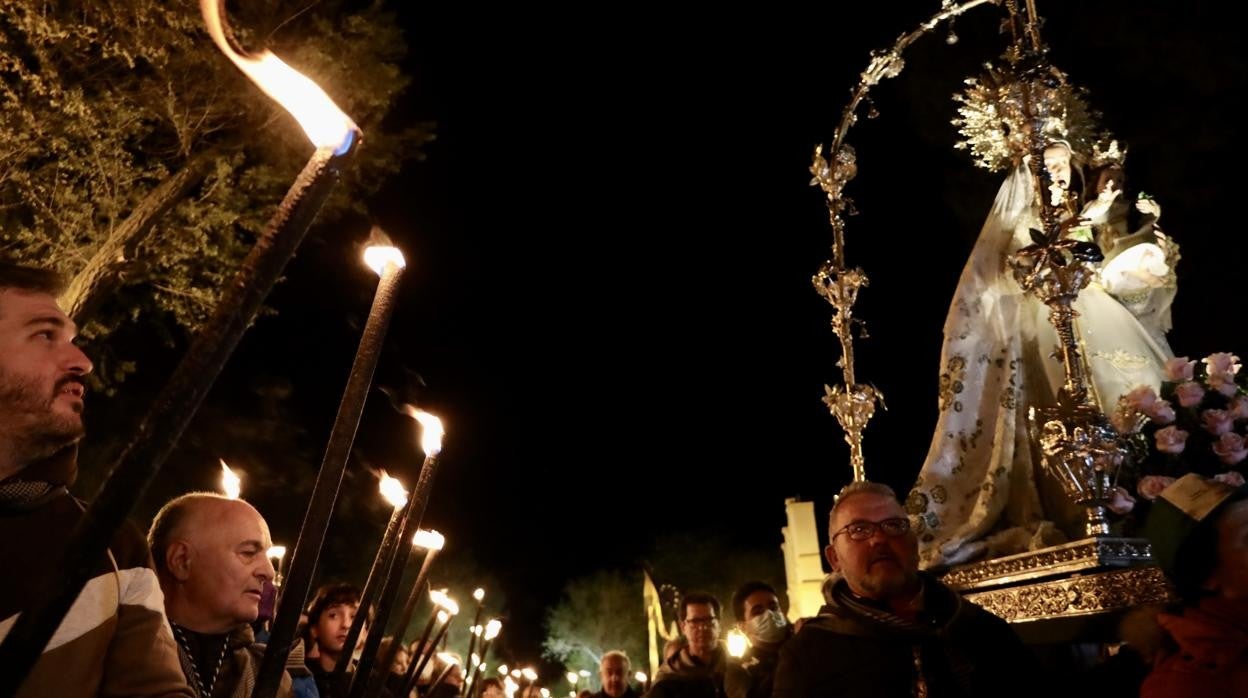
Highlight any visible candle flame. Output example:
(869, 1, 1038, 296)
(220, 459, 241, 499)
(378, 471, 409, 508)
(402, 406, 445, 455)
(200, 0, 357, 152)
(485, 619, 502, 640)
(473, 587, 485, 602)
(267, 545, 287, 560)
(411, 528, 445, 550)
(634, 672, 647, 684)
(364, 246, 406, 276)
(726, 628, 750, 658)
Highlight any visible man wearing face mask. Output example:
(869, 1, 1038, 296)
(725, 582, 791, 698)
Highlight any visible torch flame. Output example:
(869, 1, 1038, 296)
(363, 246, 407, 276)
(522, 668, 538, 682)
(473, 587, 485, 602)
(437, 652, 460, 666)
(566, 672, 579, 685)
(411, 529, 445, 551)
(634, 672, 648, 684)
(220, 460, 241, 499)
(402, 406, 445, 456)
(429, 589, 460, 615)
(200, 0, 357, 153)
(484, 619, 502, 641)
(378, 471, 409, 508)
(436, 610, 449, 624)
(267, 545, 287, 560)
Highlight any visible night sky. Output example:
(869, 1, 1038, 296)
(78, 0, 1248, 668)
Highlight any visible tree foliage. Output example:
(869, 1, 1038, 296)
(0, 0, 431, 386)
(542, 569, 647, 674)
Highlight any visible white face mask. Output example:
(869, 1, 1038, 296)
(745, 609, 787, 644)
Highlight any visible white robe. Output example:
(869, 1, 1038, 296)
(908, 166, 1174, 568)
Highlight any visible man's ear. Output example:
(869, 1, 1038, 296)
(824, 543, 841, 573)
(165, 540, 193, 582)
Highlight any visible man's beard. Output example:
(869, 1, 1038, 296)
(0, 366, 85, 466)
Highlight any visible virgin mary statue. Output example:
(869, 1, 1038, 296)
(907, 138, 1178, 568)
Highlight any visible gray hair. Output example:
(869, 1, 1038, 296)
(600, 650, 630, 671)
(828, 481, 900, 535)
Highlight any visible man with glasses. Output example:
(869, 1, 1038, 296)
(771, 481, 1041, 698)
(646, 591, 726, 698)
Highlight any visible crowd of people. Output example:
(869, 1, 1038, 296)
(2, 260, 1245, 698)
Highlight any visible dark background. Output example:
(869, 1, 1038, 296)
(76, 0, 1247, 666)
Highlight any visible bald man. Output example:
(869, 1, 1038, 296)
(148, 493, 294, 698)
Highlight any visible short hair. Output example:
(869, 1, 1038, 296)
(147, 491, 234, 576)
(306, 583, 363, 627)
(828, 481, 900, 535)
(600, 650, 630, 671)
(731, 581, 778, 622)
(0, 262, 63, 296)
(679, 591, 720, 621)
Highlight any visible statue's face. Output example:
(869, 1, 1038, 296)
(1043, 144, 1072, 190)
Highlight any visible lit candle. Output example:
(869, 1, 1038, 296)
(333, 472, 409, 680)
(0, 3, 362, 690)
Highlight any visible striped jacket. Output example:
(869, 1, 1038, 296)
(0, 446, 193, 697)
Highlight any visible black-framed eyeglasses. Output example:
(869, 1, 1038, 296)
(832, 517, 911, 542)
(683, 616, 718, 628)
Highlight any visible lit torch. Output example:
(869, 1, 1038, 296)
(0, 3, 363, 691)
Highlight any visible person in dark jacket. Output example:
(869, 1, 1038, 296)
(594, 650, 641, 698)
(725, 581, 791, 698)
(646, 592, 727, 698)
(772, 481, 1042, 698)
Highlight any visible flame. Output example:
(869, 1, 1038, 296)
(436, 610, 450, 623)
(437, 652, 460, 666)
(484, 619, 502, 641)
(497, 665, 508, 675)
(402, 406, 445, 455)
(565, 672, 579, 685)
(726, 628, 750, 658)
(267, 545, 287, 560)
(220, 460, 241, 499)
(363, 246, 406, 276)
(473, 587, 485, 602)
(577, 670, 589, 678)
(378, 471, 409, 508)
(634, 672, 648, 684)
(200, 0, 356, 152)
(541, 690, 550, 698)
(470, 653, 481, 668)
(411, 529, 445, 550)
(510, 670, 521, 679)
(429, 589, 460, 615)
(522, 667, 538, 682)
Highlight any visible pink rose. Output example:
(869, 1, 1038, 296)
(1212, 432, 1248, 465)
(1203, 352, 1242, 376)
(1175, 381, 1206, 408)
(1124, 385, 1158, 412)
(1144, 399, 1176, 426)
(1204, 352, 1242, 398)
(1155, 426, 1189, 454)
(1137, 475, 1177, 500)
(1106, 486, 1136, 515)
(1202, 409, 1235, 436)
(1215, 471, 1247, 488)
(1208, 373, 1240, 398)
(1164, 357, 1195, 382)
(1230, 396, 1248, 420)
